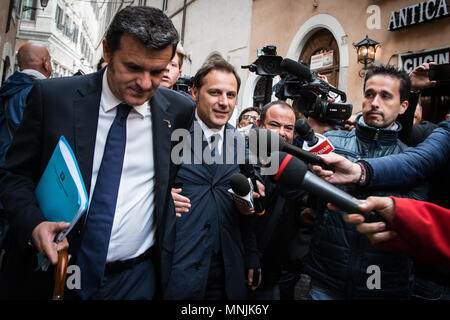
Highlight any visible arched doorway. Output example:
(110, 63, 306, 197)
(299, 29, 340, 88)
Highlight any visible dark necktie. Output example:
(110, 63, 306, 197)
(76, 103, 132, 299)
(209, 134, 221, 253)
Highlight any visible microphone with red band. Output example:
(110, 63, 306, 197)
(270, 151, 387, 223)
(295, 119, 335, 155)
(248, 127, 335, 172)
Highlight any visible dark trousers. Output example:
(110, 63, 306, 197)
(204, 251, 227, 300)
(90, 257, 156, 300)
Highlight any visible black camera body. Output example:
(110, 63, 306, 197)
(174, 75, 193, 93)
(275, 70, 352, 124)
(243, 45, 353, 125)
(242, 45, 283, 77)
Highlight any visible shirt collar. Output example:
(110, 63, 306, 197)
(101, 68, 149, 118)
(21, 69, 47, 80)
(195, 109, 225, 143)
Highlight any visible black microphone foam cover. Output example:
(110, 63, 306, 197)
(271, 151, 308, 187)
(280, 58, 312, 81)
(295, 119, 318, 146)
(230, 173, 251, 197)
(248, 127, 283, 156)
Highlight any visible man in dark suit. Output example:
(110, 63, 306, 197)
(0, 6, 195, 300)
(165, 57, 260, 300)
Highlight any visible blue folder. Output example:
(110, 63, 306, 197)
(35, 136, 88, 242)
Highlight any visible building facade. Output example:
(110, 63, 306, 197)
(145, 0, 253, 124)
(1, 0, 22, 85)
(244, 0, 450, 120)
(16, 0, 115, 77)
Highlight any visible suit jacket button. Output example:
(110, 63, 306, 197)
(195, 262, 201, 270)
(204, 223, 211, 230)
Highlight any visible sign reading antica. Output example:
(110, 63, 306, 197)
(388, 0, 449, 31)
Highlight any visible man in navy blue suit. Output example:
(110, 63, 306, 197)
(165, 57, 260, 300)
(0, 6, 195, 299)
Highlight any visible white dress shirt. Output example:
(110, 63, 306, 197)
(195, 110, 225, 155)
(89, 70, 156, 262)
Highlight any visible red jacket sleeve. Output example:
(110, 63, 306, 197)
(375, 197, 450, 268)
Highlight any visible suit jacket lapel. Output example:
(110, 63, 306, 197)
(151, 90, 174, 239)
(73, 69, 103, 196)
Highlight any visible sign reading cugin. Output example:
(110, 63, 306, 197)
(388, 0, 449, 31)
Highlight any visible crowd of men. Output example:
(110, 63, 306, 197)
(0, 5, 448, 300)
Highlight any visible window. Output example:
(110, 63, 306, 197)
(64, 14, 71, 37)
(72, 25, 79, 44)
(21, 0, 36, 21)
(55, 5, 64, 30)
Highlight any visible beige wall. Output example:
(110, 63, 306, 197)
(0, 3, 20, 83)
(248, 0, 450, 113)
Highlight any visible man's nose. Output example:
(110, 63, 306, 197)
(136, 72, 152, 90)
(371, 94, 381, 108)
(218, 94, 229, 107)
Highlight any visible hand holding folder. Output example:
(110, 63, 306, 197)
(32, 136, 88, 273)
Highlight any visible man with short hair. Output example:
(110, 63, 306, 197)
(303, 64, 427, 300)
(250, 100, 309, 300)
(0, 42, 52, 165)
(237, 107, 260, 129)
(0, 6, 195, 300)
(165, 56, 260, 300)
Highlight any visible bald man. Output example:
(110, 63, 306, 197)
(0, 42, 52, 164)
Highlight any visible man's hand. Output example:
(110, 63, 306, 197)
(337, 196, 397, 245)
(31, 221, 70, 265)
(247, 268, 262, 291)
(172, 188, 191, 218)
(311, 152, 362, 185)
(299, 207, 316, 226)
(409, 62, 437, 92)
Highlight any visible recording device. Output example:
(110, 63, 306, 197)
(295, 119, 335, 155)
(429, 63, 450, 82)
(248, 127, 335, 172)
(229, 173, 261, 213)
(269, 151, 387, 223)
(239, 164, 265, 215)
(241, 45, 283, 77)
(275, 58, 353, 125)
(173, 75, 193, 93)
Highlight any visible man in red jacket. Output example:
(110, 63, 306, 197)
(338, 196, 450, 268)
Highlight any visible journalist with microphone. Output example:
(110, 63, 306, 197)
(302, 64, 427, 300)
(246, 101, 311, 300)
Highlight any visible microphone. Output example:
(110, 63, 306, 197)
(270, 151, 386, 223)
(239, 164, 265, 215)
(229, 173, 264, 215)
(295, 119, 335, 155)
(280, 58, 312, 81)
(248, 127, 335, 172)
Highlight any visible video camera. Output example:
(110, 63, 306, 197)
(241, 45, 283, 77)
(174, 75, 193, 93)
(243, 45, 352, 126)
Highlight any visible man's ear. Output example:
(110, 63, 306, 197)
(399, 100, 409, 115)
(102, 39, 111, 63)
(256, 119, 262, 128)
(191, 86, 199, 102)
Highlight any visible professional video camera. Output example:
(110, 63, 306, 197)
(273, 60, 352, 126)
(173, 75, 193, 93)
(242, 45, 353, 126)
(241, 45, 283, 77)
